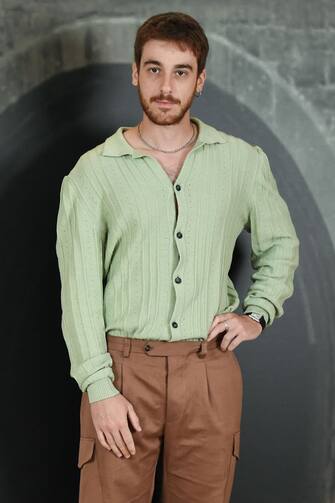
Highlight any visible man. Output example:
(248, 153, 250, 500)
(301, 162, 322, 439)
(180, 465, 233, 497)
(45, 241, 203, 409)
(55, 11, 300, 503)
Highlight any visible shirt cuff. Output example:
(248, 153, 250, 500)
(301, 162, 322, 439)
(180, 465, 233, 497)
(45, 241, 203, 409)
(86, 377, 121, 404)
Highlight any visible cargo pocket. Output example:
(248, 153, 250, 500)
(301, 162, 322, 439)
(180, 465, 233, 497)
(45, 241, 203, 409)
(223, 431, 240, 502)
(77, 437, 104, 502)
(77, 437, 95, 469)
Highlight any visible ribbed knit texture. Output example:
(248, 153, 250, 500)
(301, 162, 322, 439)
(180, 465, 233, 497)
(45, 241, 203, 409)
(55, 116, 300, 403)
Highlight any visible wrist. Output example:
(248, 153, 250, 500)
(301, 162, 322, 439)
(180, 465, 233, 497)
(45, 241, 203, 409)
(244, 312, 266, 332)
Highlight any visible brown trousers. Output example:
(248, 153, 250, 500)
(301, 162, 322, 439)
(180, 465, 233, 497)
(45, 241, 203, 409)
(77, 333, 243, 503)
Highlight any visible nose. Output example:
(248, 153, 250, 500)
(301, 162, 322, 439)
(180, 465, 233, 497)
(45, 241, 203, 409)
(159, 74, 174, 96)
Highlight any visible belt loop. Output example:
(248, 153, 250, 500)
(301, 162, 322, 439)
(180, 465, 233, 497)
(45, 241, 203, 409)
(198, 340, 208, 358)
(122, 337, 131, 358)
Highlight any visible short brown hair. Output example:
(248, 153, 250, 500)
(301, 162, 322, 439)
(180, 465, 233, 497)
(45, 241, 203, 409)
(134, 12, 209, 77)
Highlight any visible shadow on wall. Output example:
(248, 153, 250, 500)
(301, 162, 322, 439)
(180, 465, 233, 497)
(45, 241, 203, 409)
(0, 63, 333, 503)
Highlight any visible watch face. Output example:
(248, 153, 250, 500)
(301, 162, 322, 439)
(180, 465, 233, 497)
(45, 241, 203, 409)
(246, 312, 262, 320)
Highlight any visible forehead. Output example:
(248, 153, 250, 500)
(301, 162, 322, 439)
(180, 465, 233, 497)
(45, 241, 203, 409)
(141, 39, 196, 63)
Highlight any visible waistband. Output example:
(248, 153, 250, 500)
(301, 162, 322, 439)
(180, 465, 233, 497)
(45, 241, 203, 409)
(106, 333, 225, 358)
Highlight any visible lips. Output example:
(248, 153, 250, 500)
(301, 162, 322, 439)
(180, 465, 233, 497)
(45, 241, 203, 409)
(155, 100, 175, 109)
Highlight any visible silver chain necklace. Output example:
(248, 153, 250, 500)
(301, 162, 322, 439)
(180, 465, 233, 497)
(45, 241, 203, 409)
(137, 121, 198, 154)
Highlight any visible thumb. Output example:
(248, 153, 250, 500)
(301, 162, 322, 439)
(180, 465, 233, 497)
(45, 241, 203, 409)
(128, 405, 142, 431)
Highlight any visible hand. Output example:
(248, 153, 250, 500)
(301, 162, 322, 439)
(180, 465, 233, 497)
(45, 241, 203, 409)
(207, 313, 263, 350)
(90, 393, 142, 459)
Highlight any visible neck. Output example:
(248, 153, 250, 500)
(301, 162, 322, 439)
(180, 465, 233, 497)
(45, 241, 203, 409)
(139, 116, 196, 149)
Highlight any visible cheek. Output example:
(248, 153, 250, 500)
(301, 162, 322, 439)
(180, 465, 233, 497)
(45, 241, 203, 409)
(142, 84, 158, 99)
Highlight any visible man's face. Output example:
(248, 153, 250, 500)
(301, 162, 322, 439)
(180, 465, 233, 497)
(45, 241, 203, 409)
(132, 39, 206, 126)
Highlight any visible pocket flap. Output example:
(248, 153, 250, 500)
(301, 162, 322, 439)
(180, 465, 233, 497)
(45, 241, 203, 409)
(77, 437, 95, 468)
(233, 431, 240, 459)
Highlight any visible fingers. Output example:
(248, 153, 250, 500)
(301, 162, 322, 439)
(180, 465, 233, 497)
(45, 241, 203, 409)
(207, 314, 236, 340)
(97, 430, 112, 451)
(116, 404, 142, 456)
(207, 320, 230, 341)
(220, 333, 240, 351)
(208, 321, 240, 350)
(207, 316, 222, 333)
(119, 425, 136, 456)
(112, 428, 133, 458)
(128, 403, 142, 432)
(97, 425, 133, 458)
(100, 430, 123, 458)
(96, 402, 142, 459)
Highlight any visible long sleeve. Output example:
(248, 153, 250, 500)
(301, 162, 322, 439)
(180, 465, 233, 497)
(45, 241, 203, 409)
(242, 145, 300, 326)
(55, 171, 120, 403)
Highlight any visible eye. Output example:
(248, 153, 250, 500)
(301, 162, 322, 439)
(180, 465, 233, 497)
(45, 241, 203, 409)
(147, 67, 188, 76)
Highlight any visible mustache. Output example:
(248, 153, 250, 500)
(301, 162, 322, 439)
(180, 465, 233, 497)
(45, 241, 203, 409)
(153, 96, 178, 103)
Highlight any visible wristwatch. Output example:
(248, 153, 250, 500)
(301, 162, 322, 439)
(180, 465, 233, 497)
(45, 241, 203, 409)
(244, 312, 266, 331)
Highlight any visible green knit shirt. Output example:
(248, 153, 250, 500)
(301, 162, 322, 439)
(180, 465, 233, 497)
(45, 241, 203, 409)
(55, 116, 300, 403)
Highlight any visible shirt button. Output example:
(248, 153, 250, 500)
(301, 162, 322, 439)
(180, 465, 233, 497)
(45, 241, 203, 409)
(172, 321, 178, 328)
(176, 231, 183, 238)
(175, 184, 181, 191)
(175, 276, 182, 283)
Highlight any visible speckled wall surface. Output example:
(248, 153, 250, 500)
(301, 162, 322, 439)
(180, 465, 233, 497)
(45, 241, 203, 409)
(0, 3, 334, 503)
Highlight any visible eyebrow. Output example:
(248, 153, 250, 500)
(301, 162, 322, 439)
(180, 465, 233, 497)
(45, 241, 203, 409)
(143, 59, 194, 71)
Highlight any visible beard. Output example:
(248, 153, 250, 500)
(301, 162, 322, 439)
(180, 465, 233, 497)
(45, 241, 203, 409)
(136, 80, 198, 126)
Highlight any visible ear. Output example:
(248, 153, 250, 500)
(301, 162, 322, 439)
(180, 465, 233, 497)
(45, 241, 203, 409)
(197, 67, 206, 91)
(132, 62, 139, 87)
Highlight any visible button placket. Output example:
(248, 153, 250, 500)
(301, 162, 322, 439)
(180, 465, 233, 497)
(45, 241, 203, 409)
(164, 141, 204, 339)
(169, 181, 189, 336)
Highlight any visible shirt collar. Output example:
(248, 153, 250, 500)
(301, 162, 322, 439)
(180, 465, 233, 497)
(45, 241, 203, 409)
(101, 116, 227, 158)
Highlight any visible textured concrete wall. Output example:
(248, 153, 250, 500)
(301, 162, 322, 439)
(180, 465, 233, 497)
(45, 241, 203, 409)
(1, 0, 334, 147)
